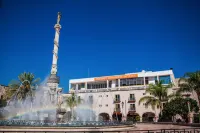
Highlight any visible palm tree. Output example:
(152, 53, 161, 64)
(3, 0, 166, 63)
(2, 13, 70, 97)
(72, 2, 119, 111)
(178, 71, 200, 103)
(139, 80, 174, 114)
(8, 72, 40, 103)
(65, 92, 83, 121)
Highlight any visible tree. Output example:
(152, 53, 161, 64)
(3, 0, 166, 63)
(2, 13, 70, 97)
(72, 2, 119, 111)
(161, 97, 199, 122)
(65, 92, 83, 121)
(0, 99, 7, 108)
(139, 80, 174, 112)
(8, 72, 40, 103)
(178, 71, 200, 103)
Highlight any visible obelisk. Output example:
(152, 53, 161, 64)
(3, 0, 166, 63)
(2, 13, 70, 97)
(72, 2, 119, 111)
(47, 12, 62, 104)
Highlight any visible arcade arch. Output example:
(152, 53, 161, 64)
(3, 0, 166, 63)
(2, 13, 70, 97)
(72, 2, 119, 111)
(142, 112, 155, 122)
(98, 113, 110, 121)
(127, 112, 140, 122)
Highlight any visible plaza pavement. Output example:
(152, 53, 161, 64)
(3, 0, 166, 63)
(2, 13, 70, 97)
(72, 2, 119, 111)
(0, 123, 199, 133)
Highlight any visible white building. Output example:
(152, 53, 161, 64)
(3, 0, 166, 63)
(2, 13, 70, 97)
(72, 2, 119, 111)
(65, 69, 198, 122)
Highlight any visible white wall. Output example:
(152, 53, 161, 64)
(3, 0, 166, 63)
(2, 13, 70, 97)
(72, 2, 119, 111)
(68, 88, 164, 119)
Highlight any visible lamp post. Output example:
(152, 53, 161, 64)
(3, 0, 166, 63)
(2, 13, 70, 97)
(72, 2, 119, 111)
(121, 101, 124, 121)
(121, 101, 124, 108)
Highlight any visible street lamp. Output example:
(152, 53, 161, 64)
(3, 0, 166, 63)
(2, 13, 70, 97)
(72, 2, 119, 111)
(121, 101, 124, 118)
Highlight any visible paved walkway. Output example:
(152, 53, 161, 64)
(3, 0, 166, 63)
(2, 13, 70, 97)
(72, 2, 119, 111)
(135, 123, 194, 130)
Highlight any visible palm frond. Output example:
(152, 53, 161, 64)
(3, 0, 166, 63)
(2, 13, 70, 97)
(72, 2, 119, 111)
(138, 96, 156, 105)
(178, 71, 200, 94)
(8, 72, 40, 102)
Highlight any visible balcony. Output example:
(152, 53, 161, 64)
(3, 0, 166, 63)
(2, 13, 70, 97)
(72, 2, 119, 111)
(114, 108, 121, 112)
(128, 107, 136, 114)
(129, 107, 136, 111)
(128, 97, 136, 103)
(113, 98, 121, 103)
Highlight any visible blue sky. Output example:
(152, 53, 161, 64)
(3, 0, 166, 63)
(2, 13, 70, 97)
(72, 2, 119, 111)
(0, 0, 199, 93)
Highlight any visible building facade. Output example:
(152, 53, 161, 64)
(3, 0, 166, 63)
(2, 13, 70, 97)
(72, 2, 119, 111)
(67, 69, 182, 122)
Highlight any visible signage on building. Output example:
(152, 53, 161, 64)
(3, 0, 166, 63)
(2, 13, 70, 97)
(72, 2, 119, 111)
(94, 74, 138, 81)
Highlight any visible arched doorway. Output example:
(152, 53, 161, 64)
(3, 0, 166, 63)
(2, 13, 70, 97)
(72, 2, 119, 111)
(127, 112, 140, 122)
(99, 113, 110, 121)
(142, 112, 155, 122)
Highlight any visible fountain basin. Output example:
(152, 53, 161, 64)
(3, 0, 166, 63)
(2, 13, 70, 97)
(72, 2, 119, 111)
(0, 120, 134, 127)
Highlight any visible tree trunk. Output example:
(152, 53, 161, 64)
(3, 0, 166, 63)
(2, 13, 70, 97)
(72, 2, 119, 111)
(71, 108, 73, 121)
(160, 105, 163, 116)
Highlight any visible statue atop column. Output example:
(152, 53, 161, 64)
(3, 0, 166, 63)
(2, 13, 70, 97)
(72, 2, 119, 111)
(57, 12, 61, 24)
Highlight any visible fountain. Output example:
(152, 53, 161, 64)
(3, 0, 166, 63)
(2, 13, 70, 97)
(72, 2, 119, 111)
(0, 12, 135, 131)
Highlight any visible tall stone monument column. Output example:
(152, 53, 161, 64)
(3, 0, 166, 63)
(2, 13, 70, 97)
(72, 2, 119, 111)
(47, 12, 62, 104)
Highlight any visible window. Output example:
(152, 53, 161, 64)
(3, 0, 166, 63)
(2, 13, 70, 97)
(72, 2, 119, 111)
(106, 104, 108, 107)
(121, 79, 126, 86)
(129, 94, 135, 100)
(99, 95, 102, 97)
(155, 77, 158, 84)
(71, 84, 76, 90)
(130, 104, 135, 110)
(115, 104, 120, 108)
(143, 93, 146, 95)
(109, 81, 112, 88)
(136, 77, 144, 85)
(116, 79, 118, 87)
(145, 77, 149, 84)
(159, 75, 171, 84)
(106, 95, 108, 97)
(126, 79, 130, 85)
(78, 83, 85, 90)
(120, 78, 137, 86)
(115, 94, 120, 101)
(129, 79, 133, 85)
(130, 94, 134, 98)
(87, 82, 107, 89)
(99, 105, 102, 107)
(87, 84, 91, 89)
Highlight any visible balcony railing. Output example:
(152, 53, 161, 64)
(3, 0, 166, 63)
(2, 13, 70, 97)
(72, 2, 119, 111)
(128, 97, 136, 103)
(113, 98, 121, 103)
(128, 97, 135, 101)
(114, 108, 121, 112)
(129, 107, 136, 111)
